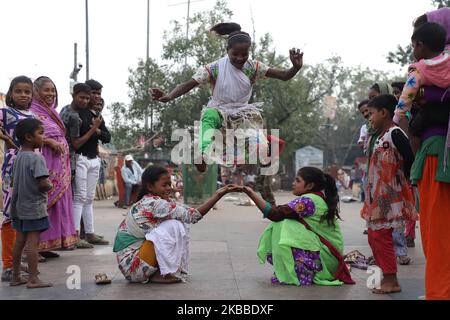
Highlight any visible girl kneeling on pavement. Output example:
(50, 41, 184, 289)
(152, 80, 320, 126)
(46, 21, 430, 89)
(244, 167, 354, 286)
(113, 166, 239, 284)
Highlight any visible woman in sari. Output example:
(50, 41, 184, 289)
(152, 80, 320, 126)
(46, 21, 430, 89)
(114, 166, 239, 284)
(31, 77, 77, 256)
(406, 7, 450, 300)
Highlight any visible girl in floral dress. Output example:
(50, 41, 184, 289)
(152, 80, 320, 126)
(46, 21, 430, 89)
(0, 76, 35, 282)
(242, 166, 354, 286)
(113, 166, 239, 284)
(362, 94, 418, 294)
(151, 22, 303, 172)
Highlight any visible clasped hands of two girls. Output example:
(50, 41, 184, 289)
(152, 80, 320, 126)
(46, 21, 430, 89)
(215, 184, 253, 198)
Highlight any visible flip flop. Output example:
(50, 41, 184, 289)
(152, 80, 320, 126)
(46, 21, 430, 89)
(39, 251, 60, 259)
(95, 273, 112, 285)
(87, 237, 109, 245)
(75, 239, 94, 249)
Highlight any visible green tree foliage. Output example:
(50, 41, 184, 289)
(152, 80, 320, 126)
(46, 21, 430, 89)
(433, 0, 450, 8)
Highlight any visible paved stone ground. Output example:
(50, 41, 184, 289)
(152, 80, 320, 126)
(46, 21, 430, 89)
(0, 192, 425, 300)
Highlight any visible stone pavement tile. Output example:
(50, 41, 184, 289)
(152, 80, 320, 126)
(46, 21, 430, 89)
(94, 279, 241, 300)
(0, 194, 426, 300)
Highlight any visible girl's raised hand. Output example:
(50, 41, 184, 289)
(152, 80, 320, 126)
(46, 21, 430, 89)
(289, 48, 304, 69)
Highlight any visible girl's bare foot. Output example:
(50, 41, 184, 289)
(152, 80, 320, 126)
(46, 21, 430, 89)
(27, 278, 53, 289)
(372, 275, 401, 294)
(10, 276, 28, 287)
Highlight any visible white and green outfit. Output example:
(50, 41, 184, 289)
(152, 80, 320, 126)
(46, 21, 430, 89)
(192, 56, 269, 163)
(257, 193, 349, 286)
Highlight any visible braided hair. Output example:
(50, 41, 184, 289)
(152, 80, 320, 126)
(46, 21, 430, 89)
(298, 167, 341, 226)
(210, 22, 251, 50)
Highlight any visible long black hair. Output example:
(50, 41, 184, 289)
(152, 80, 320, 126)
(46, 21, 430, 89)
(5, 76, 33, 108)
(137, 165, 169, 201)
(210, 22, 251, 50)
(298, 167, 341, 226)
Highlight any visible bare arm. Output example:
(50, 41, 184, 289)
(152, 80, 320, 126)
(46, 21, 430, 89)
(150, 79, 199, 103)
(0, 129, 18, 150)
(196, 185, 241, 216)
(43, 138, 65, 155)
(266, 48, 303, 81)
(37, 177, 53, 193)
(242, 186, 298, 222)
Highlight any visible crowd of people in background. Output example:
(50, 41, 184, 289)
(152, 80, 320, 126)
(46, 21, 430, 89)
(0, 77, 110, 287)
(355, 7, 450, 299)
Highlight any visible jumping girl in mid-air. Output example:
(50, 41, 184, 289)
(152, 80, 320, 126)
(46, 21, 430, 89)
(151, 23, 303, 172)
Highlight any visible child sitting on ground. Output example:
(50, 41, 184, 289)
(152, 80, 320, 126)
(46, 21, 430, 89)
(242, 166, 354, 286)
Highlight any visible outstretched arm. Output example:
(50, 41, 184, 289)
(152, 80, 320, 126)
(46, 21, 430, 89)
(196, 185, 241, 216)
(242, 186, 298, 222)
(150, 79, 199, 103)
(266, 48, 303, 81)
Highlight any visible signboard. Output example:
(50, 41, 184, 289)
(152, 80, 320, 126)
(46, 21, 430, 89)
(295, 146, 323, 173)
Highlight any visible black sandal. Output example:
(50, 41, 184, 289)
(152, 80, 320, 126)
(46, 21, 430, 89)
(39, 251, 60, 259)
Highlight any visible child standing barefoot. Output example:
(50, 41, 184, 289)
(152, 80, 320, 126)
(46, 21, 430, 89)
(361, 95, 418, 294)
(0, 76, 35, 282)
(10, 118, 53, 288)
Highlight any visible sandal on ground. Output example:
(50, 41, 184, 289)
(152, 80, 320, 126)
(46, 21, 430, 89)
(39, 251, 60, 259)
(95, 273, 112, 285)
(367, 256, 376, 266)
(75, 239, 94, 249)
(2, 268, 29, 283)
(86, 237, 109, 245)
(398, 256, 411, 265)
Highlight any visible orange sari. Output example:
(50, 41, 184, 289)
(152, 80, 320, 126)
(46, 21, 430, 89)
(418, 156, 450, 300)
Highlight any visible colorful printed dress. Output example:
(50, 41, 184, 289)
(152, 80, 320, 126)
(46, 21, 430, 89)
(0, 107, 34, 224)
(257, 193, 347, 286)
(361, 126, 418, 230)
(113, 195, 203, 283)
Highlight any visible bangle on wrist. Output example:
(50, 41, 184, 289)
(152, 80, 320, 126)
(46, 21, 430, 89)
(262, 201, 272, 218)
